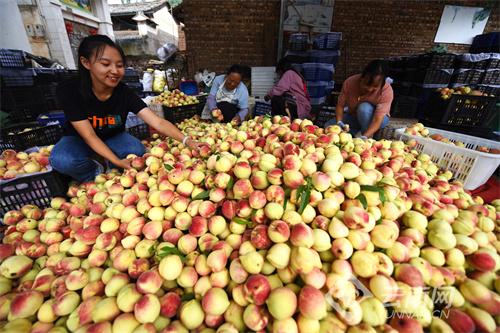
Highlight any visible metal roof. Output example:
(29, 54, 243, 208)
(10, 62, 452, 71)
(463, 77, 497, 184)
(110, 0, 169, 16)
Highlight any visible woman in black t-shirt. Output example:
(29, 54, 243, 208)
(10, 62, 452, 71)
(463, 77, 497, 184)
(50, 35, 199, 182)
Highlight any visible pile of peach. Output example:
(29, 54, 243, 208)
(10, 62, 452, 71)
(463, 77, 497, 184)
(0, 147, 52, 181)
(0, 116, 498, 333)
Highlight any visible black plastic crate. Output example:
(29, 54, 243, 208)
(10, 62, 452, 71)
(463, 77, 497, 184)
(423, 93, 497, 128)
(58, 70, 79, 82)
(315, 106, 335, 127)
(39, 83, 61, 111)
(0, 171, 67, 219)
(415, 69, 452, 86)
(126, 123, 150, 140)
(0, 68, 34, 87)
(451, 69, 485, 86)
(391, 82, 412, 96)
(481, 70, 500, 85)
(163, 104, 201, 124)
(0, 49, 27, 68)
(1, 86, 47, 122)
(476, 85, 500, 96)
(390, 95, 419, 118)
(289, 33, 309, 51)
(470, 33, 499, 54)
(418, 53, 456, 70)
(253, 101, 272, 117)
(486, 58, 500, 70)
(313, 32, 342, 50)
(1, 123, 63, 151)
(406, 56, 420, 70)
(33, 68, 61, 84)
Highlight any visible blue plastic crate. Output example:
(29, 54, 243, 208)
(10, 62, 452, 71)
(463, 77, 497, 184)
(37, 112, 66, 126)
(308, 50, 340, 65)
(180, 80, 199, 95)
(289, 33, 309, 51)
(301, 63, 334, 81)
(313, 32, 342, 50)
(306, 81, 334, 99)
(0, 49, 27, 68)
(253, 101, 272, 116)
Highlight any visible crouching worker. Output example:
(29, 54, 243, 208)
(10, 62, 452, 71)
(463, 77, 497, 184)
(325, 59, 393, 138)
(50, 34, 199, 182)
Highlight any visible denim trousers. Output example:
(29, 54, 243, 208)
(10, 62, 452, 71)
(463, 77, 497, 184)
(325, 102, 389, 134)
(49, 131, 145, 182)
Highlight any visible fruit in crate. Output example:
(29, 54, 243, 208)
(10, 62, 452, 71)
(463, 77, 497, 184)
(0, 146, 53, 180)
(405, 123, 499, 154)
(1, 115, 500, 332)
(437, 86, 494, 99)
(155, 89, 199, 107)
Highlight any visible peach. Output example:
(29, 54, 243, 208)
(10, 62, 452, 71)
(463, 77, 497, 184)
(134, 294, 161, 324)
(267, 220, 290, 243)
(91, 297, 120, 323)
(427, 230, 456, 250)
(159, 255, 183, 281)
(201, 287, 230, 316)
(206, 249, 228, 272)
(243, 304, 269, 331)
(370, 224, 398, 249)
(243, 274, 271, 306)
(264, 202, 284, 220)
(298, 286, 327, 320)
(290, 223, 314, 248)
(234, 161, 252, 179)
(389, 315, 424, 333)
(343, 206, 370, 229)
(267, 168, 283, 185)
(250, 225, 271, 249)
(240, 251, 264, 274)
(266, 287, 297, 320)
(116, 284, 142, 313)
(464, 306, 496, 333)
(233, 179, 253, 199)
(52, 291, 80, 317)
(290, 246, 322, 275)
(66, 269, 89, 291)
(8, 290, 44, 320)
(266, 243, 291, 270)
(137, 270, 162, 294)
(442, 308, 475, 333)
(317, 198, 340, 218)
(351, 250, 378, 278)
(0, 255, 32, 279)
(179, 300, 205, 330)
(266, 185, 285, 204)
(468, 249, 498, 272)
(177, 266, 198, 288)
(283, 170, 305, 188)
(112, 313, 140, 333)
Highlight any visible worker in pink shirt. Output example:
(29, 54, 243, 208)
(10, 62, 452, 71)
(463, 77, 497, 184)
(265, 58, 311, 119)
(326, 60, 393, 138)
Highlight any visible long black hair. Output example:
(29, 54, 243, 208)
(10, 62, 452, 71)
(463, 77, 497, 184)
(361, 59, 388, 89)
(77, 34, 126, 101)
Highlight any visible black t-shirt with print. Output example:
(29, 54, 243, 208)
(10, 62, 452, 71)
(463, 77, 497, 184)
(57, 79, 147, 140)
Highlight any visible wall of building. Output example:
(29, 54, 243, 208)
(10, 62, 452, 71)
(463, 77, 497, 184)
(178, 0, 281, 75)
(0, 0, 32, 53)
(179, 0, 498, 81)
(18, 3, 51, 59)
(332, 0, 499, 81)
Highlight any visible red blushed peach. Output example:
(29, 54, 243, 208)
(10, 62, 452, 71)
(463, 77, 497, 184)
(162, 228, 183, 245)
(250, 170, 269, 190)
(283, 170, 305, 189)
(267, 168, 283, 185)
(209, 188, 226, 202)
(237, 200, 252, 218)
(301, 267, 326, 289)
(442, 308, 476, 333)
(189, 216, 208, 237)
(159, 292, 181, 318)
(234, 161, 252, 179)
(290, 223, 314, 248)
(268, 220, 290, 243)
(202, 287, 230, 316)
(136, 270, 162, 294)
(233, 179, 254, 199)
(266, 185, 285, 204)
(250, 225, 272, 250)
(298, 286, 327, 320)
(222, 200, 238, 219)
(343, 206, 370, 229)
(243, 304, 270, 331)
(9, 290, 44, 319)
(229, 258, 249, 284)
(82, 280, 104, 300)
(74, 226, 100, 245)
(207, 249, 228, 272)
(389, 314, 424, 333)
(198, 201, 217, 218)
(468, 250, 497, 272)
(249, 191, 267, 209)
(244, 274, 271, 305)
(282, 155, 302, 171)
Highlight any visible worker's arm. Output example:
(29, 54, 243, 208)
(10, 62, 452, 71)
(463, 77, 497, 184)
(363, 113, 385, 138)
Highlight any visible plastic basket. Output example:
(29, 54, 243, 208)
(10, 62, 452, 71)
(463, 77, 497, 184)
(418, 53, 456, 70)
(315, 106, 335, 127)
(450, 69, 485, 86)
(253, 100, 272, 117)
(180, 80, 199, 95)
(481, 70, 500, 85)
(285, 50, 309, 64)
(373, 118, 418, 140)
(415, 69, 453, 86)
(58, 70, 79, 82)
(37, 111, 66, 126)
(33, 68, 62, 84)
(0, 171, 67, 219)
(289, 33, 309, 51)
(313, 32, 342, 50)
(163, 104, 201, 124)
(126, 123, 150, 140)
(308, 50, 340, 65)
(423, 93, 497, 128)
(0, 49, 27, 68)
(0, 68, 34, 87)
(1, 123, 63, 151)
(395, 127, 500, 190)
(1, 86, 47, 122)
(306, 81, 334, 98)
(301, 63, 334, 81)
(390, 95, 419, 118)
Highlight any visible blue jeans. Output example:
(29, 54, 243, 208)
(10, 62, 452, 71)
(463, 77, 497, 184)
(50, 132, 145, 182)
(325, 102, 389, 135)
